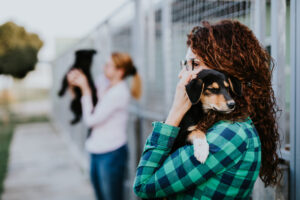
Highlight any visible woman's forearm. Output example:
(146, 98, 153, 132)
(165, 107, 186, 127)
(133, 122, 180, 198)
(165, 70, 196, 127)
(81, 84, 91, 96)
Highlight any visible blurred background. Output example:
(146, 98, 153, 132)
(0, 0, 299, 199)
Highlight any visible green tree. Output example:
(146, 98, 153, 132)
(0, 21, 43, 78)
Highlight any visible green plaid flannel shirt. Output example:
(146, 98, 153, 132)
(133, 118, 261, 199)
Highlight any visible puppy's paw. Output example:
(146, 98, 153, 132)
(193, 138, 209, 163)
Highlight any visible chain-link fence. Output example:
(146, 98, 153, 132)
(51, 0, 290, 199)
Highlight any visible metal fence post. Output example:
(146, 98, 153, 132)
(133, 0, 145, 77)
(271, 0, 286, 146)
(132, 0, 146, 168)
(251, 0, 266, 45)
(147, 0, 156, 82)
(162, 0, 173, 112)
(133, 0, 147, 106)
(290, 0, 300, 199)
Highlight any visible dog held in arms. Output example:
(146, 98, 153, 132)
(170, 69, 242, 163)
(58, 49, 98, 124)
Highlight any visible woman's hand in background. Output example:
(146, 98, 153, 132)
(67, 69, 91, 96)
(165, 70, 198, 127)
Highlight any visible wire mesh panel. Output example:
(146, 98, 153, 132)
(169, 0, 252, 108)
(109, 2, 135, 53)
(142, 8, 166, 114)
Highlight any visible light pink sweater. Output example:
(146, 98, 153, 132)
(81, 75, 130, 154)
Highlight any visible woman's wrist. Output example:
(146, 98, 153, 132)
(81, 84, 91, 96)
(165, 106, 185, 127)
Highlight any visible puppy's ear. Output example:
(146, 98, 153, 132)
(228, 76, 242, 96)
(185, 79, 204, 104)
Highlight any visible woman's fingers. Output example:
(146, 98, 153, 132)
(178, 69, 185, 78)
(67, 69, 89, 91)
(179, 70, 198, 86)
(67, 69, 84, 85)
(67, 71, 77, 84)
(68, 69, 83, 77)
(67, 72, 74, 83)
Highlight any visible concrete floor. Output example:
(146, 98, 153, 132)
(1, 122, 95, 200)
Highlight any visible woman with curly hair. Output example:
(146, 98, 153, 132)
(133, 19, 280, 199)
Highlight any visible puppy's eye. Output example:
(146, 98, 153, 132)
(209, 88, 220, 93)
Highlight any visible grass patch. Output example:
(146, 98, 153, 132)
(0, 123, 13, 199)
(0, 113, 49, 199)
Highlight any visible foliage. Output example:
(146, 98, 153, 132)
(0, 123, 13, 199)
(0, 21, 43, 78)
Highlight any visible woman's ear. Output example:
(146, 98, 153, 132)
(185, 79, 204, 104)
(228, 76, 242, 96)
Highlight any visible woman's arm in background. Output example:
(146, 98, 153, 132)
(80, 90, 129, 127)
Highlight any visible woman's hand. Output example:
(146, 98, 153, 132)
(67, 69, 91, 96)
(165, 70, 199, 127)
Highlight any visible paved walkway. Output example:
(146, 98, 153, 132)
(2, 122, 95, 200)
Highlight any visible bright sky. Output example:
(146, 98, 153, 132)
(0, 0, 127, 61)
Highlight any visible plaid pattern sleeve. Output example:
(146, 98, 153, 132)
(133, 119, 261, 199)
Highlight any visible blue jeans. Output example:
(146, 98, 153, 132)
(90, 145, 128, 200)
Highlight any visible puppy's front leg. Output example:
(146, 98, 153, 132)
(187, 127, 209, 163)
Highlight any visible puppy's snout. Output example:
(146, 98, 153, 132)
(227, 101, 235, 109)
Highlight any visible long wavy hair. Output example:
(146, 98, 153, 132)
(187, 19, 281, 186)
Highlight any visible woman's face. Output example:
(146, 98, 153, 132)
(184, 47, 211, 73)
(178, 47, 211, 79)
(103, 57, 123, 80)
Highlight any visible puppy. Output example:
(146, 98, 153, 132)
(170, 69, 242, 163)
(58, 49, 98, 124)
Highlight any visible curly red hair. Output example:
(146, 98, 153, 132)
(187, 19, 281, 186)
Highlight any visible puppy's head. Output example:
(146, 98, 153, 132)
(74, 49, 97, 69)
(185, 69, 242, 113)
(75, 49, 97, 57)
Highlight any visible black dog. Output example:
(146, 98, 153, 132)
(58, 49, 98, 124)
(170, 69, 242, 163)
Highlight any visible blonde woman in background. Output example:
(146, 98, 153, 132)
(67, 52, 142, 200)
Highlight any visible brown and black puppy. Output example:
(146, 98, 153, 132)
(170, 69, 242, 163)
